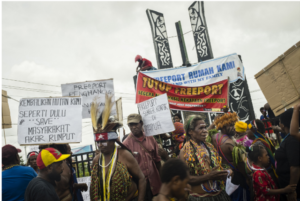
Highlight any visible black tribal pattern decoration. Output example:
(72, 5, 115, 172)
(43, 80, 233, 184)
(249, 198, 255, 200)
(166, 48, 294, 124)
(229, 78, 255, 123)
(146, 9, 173, 69)
(188, 1, 214, 62)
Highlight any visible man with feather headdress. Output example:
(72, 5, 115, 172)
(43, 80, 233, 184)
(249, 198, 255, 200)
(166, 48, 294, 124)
(89, 94, 146, 201)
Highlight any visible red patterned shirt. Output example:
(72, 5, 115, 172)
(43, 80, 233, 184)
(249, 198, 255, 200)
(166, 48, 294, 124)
(252, 164, 279, 201)
(139, 58, 153, 70)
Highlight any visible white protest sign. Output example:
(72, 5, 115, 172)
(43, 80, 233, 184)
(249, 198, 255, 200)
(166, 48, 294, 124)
(61, 79, 116, 119)
(17, 97, 82, 145)
(27, 146, 39, 153)
(77, 176, 91, 201)
(137, 93, 175, 136)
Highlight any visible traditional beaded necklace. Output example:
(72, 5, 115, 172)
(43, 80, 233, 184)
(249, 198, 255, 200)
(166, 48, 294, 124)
(2, 164, 19, 171)
(199, 142, 220, 193)
(158, 194, 175, 201)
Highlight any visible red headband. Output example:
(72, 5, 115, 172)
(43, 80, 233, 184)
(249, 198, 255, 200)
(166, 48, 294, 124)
(28, 152, 38, 159)
(94, 132, 118, 142)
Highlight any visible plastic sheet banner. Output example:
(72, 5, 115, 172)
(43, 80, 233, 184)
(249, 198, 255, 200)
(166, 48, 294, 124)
(71, 145, 93, 155)
(142, 53, 244, 86)
(136, 73, 229, 112)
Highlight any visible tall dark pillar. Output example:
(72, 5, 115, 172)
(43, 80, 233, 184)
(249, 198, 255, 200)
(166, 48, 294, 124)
(175, 21, 191, 67)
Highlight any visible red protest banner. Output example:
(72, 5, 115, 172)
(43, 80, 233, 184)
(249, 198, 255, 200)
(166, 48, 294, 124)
(136, 72, 228, 112)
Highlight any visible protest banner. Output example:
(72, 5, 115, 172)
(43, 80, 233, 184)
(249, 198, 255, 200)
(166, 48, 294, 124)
(71, 145, 93, 155)
(27, 146, 39, 153)
(17, 97, 82, 145)
(76, 176, 91, 201)
(137, 94, 175, 136)
(136, 73, 229, 112)
(61, 79, 116, 119)
(142, 53, 244, 86)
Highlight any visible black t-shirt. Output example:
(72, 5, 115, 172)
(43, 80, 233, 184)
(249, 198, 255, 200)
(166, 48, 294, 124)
(275, 135, 300, 197)
(267, 108, 276, 119)
(25, 177, 60, 201)
(267, 108, 279, 125)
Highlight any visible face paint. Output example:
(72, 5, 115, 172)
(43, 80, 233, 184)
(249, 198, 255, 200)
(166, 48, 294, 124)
(101, 142, 108, 146)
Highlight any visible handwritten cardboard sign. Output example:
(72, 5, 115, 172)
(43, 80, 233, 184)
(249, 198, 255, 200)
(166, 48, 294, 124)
(61, 79, 116, 119)
(137, 93, 175, 136)
(77, 176, 91, 201)
(17, 97, 82, 145)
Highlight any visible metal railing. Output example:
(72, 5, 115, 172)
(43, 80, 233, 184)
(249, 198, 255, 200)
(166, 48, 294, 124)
(71, 151, 96, 178)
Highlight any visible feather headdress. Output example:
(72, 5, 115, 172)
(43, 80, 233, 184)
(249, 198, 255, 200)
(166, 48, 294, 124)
(214, 112, 239, 130)
(90, 93, 122, 141)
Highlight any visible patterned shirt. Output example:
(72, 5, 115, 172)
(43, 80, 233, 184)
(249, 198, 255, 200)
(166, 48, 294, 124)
(182, 140, 225, 191)
(252, 164, 279, 201)
(123, 133, 161, 195)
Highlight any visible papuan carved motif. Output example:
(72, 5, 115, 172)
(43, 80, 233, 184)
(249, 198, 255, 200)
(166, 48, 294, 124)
(146, 9, 173, 69)
(229, 79, 249, 122)
(188, 1, 213, 62)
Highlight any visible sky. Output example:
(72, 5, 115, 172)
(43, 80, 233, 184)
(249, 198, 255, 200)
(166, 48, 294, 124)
(2, 1, 300, 160)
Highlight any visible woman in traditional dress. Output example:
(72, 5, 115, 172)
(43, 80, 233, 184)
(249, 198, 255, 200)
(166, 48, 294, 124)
(179, 115, 232, 201)
(89, 95, 146, 201)
(212, 113, 251, 201)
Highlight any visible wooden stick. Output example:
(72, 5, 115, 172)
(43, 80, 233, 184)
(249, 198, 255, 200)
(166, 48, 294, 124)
(3, 129, 6, 145)
(159, 135, 162, 145)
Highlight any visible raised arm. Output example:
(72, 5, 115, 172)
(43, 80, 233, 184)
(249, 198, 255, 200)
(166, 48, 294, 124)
(290, 103, 300, 140)
(122, 150, 146, 201)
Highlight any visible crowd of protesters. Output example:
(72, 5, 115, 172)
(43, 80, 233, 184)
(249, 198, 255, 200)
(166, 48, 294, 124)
(2, 102, 300, 201)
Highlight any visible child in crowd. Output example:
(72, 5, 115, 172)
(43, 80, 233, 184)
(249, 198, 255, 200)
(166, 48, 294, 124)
(247, 142, 296, 201)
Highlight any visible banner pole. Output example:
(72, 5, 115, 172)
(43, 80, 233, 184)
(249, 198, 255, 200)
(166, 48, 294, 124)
(3, 129, 7, 145)
(159, 135, 162, 145)
(181, 111, 185, 124)
(227, 77, 230, 108)
(24, 146, 27, 160)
